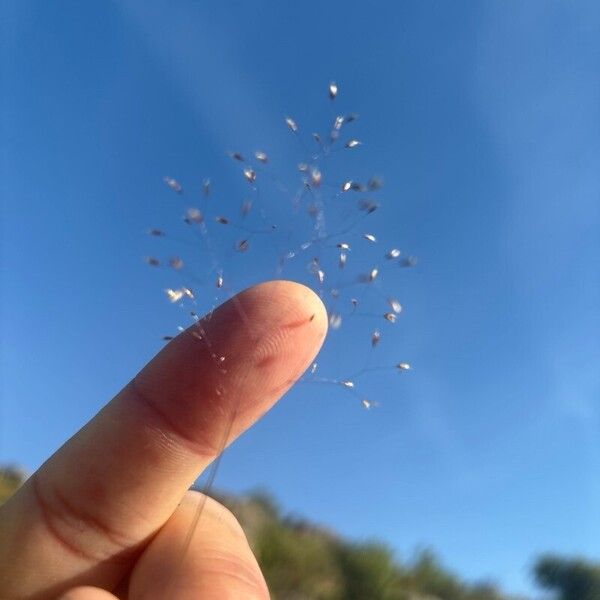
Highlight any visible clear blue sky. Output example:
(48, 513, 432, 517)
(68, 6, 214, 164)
(2, 2, 599, 596)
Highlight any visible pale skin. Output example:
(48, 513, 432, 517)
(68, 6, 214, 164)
(0, 281, 328, 599)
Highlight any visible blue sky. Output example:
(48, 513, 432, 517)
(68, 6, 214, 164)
(2, 1, 599, 596)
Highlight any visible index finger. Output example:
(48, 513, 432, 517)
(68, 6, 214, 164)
(0, 280, 327, 599)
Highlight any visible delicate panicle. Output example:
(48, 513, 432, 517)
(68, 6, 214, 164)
(148, 78, 416, 424)
(163, 176, 182, 193)
(328, 81, 338, 100)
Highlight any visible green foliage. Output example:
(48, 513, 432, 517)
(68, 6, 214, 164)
(222, 492, 517, 600)
(0, 466, 26, 505)
(534, 554, 600, 600)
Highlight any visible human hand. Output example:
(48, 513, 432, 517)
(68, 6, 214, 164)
(0, 281, 327, 599)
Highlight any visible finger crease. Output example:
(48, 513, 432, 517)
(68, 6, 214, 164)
(129, 377, 223, 460)
(31, 473, 135, 564)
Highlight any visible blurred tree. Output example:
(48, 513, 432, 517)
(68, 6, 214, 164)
(533, 554, 600, 600)
(0, 466, 27, 504)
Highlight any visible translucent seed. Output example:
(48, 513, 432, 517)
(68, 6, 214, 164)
(285, 116, 299, 132)
(316, 269, 325, 284)
(351, 298, 358, 308)
(236, 239, 249, 252)
(384, 312, 397, 323)
(388, 298, 402, 314)
(369, 268, 379, 282)
(310, 168, 322, 187)
(386, 248, 401, 259)
(396, 362, 411, 371)
(255, 150, 268, 163)
(229, 151, 244, 162)
(340, 380, 354, 388)
(339, 252, 347, 269)
(240, 200, 252, 216)
(367, 176, 383, 190)
(329, 312, 342, 330)
(163, 176, 182, 193)
(328, 81, 338, 100)
(312, 132, 321, 143)
(361, 399, 372, 409)
(334, 115, 344, 131)
(310, 362, 318, 374)
(341, 180, 353, 192)
(202, 178, 211, 196)
(169, 257, 183, 270)
(345, 139, 362, 149)
(163, 336, 174, 341)
(184, 208, 203, 224)
(243, 168, 256, 184)
(345, 113, 358, 123)
(358, 200, 379, 213)
(401, 256, 418, 267)
(336, 242, 351, 250)
(362, 233, 377, 243)
(145, 257, 160, 267)
(298, 162, 309, 172)
(371, 330, 381, 347)
(215, 216, 229, 225)
(182, 287, 194, 299)
(216, 274, 224, 288)
(165, 288, 184, 303)
(148, 228, 165, 236)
